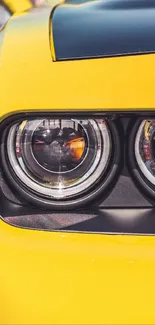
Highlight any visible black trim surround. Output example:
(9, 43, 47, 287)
(1, 111, 155, 234)
(2, 205, 155, 236)
(52, 0, 155, 61)
(0, 187, 155, 235)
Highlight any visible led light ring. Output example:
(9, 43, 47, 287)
(7, 119, 111, 199)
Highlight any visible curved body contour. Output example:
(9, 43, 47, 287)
(1, 1, 155, 324)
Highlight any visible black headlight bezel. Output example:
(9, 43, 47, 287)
(3, 112, 155, 234)
(0, 112, 122, 210)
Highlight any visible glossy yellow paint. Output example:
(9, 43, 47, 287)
(1, 219, 155, 325)
(1, 0, 32, 13)
(1, 5, 155, 325)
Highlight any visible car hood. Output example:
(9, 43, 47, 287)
(1, 2, 155, 115)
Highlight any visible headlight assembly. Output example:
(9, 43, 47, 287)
(135, 120, 155, 186)
(129, 118, 155, 200)
(1, 116, 120, 210)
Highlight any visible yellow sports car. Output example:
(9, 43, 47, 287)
(1, 0, 155, 324)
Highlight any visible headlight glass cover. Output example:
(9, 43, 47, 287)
(6, 118, 112, 199)
(135, 119, 155, 185)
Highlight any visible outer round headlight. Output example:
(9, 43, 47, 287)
(1, 117, 120, 209)
(135, 120, 155, 185)
(135, 120, 155, 186)
(128, 118, 155, 199)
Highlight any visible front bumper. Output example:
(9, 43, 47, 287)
(0, 214, 155, 325)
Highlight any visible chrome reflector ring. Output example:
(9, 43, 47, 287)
(6, 118, 112, 200)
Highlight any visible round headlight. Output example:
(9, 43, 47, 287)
(135, 120, 155, 185)
(2, 117, 120, 209)
(128, 118, 155, 200)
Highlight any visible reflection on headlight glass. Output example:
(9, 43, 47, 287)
(7, 118, 111, 199)
(135, 120, 155, 185)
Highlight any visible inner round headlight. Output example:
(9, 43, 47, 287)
(135, 120, 155, 186)
(6, 118, 112, 201)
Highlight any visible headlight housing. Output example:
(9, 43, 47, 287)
(129, 118, 155, 200)
(1, 115, 120, 210)
(135, 120, 155, 186)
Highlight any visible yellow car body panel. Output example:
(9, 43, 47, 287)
(1, 3, 155, 325)
(1, 219, 155, 325)
(1, 0, 32, 13)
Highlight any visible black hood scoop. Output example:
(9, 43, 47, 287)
(52, 0, 155, 61)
